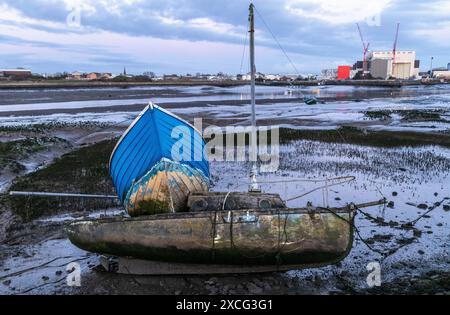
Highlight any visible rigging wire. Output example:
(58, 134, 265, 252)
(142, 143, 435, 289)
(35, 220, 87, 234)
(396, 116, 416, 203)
(252, 4, 352, 145)
(239, 26, 248, 75)
(253, 5, 300, 76)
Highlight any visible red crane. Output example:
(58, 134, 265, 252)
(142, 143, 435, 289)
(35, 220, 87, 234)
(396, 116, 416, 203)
(392, 23, 400, 78)
(356, 23, 370, 76)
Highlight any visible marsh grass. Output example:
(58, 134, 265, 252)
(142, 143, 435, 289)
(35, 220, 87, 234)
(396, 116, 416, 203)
(6, 139, 117, 221)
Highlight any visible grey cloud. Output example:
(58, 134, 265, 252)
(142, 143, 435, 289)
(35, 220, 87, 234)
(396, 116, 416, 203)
(0, 0, 449, 72)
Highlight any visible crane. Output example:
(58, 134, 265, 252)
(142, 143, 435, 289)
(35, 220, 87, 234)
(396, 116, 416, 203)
(392, 23, 400, 78)
(356, 23, 370, 77)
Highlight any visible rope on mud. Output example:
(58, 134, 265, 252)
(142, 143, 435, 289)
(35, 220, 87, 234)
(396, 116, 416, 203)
(352, 205, 421, 259)
(406, 197, 449, 226)
(318, 194, 448, 260)
(18, 275, 68, 295)
(0, 255, 90, 281)
(356, 196, 448, 229)
(16, 261, 92, 295)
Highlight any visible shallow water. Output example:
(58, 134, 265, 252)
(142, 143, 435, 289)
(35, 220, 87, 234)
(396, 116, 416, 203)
(1, 85, 449, 133)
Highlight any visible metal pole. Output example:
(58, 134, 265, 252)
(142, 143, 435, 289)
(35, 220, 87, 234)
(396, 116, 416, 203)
(9, 191, 118, 199)
(248, 3, 260, 193)
(430, 56, 434, 78)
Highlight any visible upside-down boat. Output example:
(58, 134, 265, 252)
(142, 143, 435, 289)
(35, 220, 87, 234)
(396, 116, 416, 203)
(66, 4, 384, 274)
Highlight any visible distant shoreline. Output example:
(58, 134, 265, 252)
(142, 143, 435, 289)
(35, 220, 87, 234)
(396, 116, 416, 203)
(0, 79, 447, 90)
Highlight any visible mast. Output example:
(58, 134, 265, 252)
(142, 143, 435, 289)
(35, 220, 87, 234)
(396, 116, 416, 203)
(248, 3, 260, 192)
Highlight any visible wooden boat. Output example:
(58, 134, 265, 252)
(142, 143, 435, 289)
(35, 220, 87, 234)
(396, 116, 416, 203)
(109, 102, 210, 215)
(124, 159, 209, 216)
(67, 207, 354, 268)
(67, 194, 386, 272)
(67, 189, 384, 273)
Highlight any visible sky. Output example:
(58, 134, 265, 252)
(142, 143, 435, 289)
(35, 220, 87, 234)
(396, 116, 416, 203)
(0, 0, 449, 75)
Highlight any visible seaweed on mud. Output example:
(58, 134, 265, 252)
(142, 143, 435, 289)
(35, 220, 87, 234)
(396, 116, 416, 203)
(0, 121, 111, 133)
(0, 137, 46, 156)
(361, 109, 448, 123)
(5, 139, 117, 221)
(398, 109, 444, 122)
(279, 127, 450, 148)
(364, 110, 393, 121)
(0, 137, 63, 173)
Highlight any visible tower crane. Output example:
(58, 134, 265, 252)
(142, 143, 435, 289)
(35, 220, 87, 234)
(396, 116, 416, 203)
(356, 23, 370, 77)
(392, 23, 400, 78)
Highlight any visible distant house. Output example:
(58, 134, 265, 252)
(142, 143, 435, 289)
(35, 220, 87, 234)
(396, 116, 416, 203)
(279, 75, 292, 82)
(239, 72, 265, 81)
(320, 69, 338, 80)
(0, 69, 32, 79)
(180, 74, 205, 81)
(193, 73, 210, 80)
(100, 73, 112, 80)
(86, 72, 100, 80)
(67, 71, 83, 80)
(264, 74, 281, 81)
(142, 71, 156, 78)
(163, 74, 180, 81)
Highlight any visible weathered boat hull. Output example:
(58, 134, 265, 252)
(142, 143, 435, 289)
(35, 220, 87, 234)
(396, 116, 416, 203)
(125, 159, 209, 216)
(67, 207, 355, 268)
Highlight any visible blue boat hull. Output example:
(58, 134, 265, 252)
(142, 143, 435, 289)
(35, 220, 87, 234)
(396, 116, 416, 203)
(109, 103, 210, 208)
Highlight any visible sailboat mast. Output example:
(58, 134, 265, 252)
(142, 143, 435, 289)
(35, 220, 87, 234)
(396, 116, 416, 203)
(249, 3, 256, 128)
(249, 3, 260, 192)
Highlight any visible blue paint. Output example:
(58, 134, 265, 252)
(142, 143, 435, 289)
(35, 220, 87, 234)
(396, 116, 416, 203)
(110, 104, 210, 202)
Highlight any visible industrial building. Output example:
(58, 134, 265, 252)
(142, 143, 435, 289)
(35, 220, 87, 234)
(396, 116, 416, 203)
(433, 63, 450, 79)
(367, 51, 420, 80)
(320, 69, 338, 80)
(0, 69, 32, 79)
(433, 70, 450, 79)
(432, 65, 450, 79)
(337, 66, 351, 80)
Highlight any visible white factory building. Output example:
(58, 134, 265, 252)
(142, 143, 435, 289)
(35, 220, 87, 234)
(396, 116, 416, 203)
(368, 50, 420, 80)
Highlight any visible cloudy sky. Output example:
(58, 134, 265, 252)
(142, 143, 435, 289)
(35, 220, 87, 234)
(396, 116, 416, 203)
(0, 0, 449, 75)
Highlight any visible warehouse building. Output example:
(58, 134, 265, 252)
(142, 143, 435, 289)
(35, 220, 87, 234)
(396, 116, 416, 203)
(337, 66, 351, 80)
(0, 69, 32, 79)
(367, 51, 420, 80)
(432, 66, 450, 79)
(320, 69, 338, 80)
